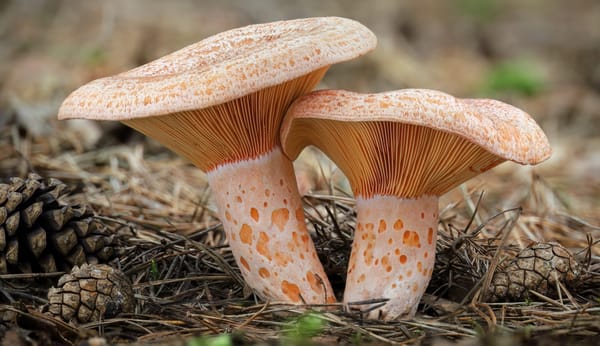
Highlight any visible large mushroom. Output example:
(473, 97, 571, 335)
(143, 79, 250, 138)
(281, 89, 551, 319)
(58, 18, 376, 304)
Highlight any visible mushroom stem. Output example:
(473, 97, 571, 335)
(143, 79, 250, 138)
(207, 147, 335, 304)
(344, 194, 438, 320)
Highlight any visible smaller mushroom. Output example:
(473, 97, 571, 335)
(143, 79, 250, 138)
(281, 89, 551, 319)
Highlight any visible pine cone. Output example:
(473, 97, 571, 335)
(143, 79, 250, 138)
(488, 242, 583, 302)
(0, 173, 117, 273)
(47, 264, 134, 323)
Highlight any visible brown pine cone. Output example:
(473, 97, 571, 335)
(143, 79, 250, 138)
(488, 242, 583, 302)
(47, 263, 134, 323)
(0, 173, 119, 273)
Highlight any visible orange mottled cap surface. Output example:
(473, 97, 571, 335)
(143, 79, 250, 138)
(58, 17, 377, 121)
(282, 89, 551, 165)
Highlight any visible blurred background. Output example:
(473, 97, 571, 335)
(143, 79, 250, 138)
(1, 0, 599, 222)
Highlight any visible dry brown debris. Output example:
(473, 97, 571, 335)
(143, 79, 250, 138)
(0, 118, 598, 344)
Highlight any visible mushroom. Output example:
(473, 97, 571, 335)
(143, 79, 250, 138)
(58, 18, 377, 304)
(281, 89, 551, 319)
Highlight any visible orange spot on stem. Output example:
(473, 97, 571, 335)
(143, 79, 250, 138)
(295, 207, 304, 222)
(402, 230, 421, 247)
(300, 234, 309, 246)
(292, 232, 300, 246)
(239, 224, 253, 245)
(274, 252, 292, 266)
(239, 256, 250, 271)
(306, 271, 323, 294)
(394, 219, 404, 230)
(259, 267, 270, 278)
(281, 280, 301, 302)
(250, 208, 259, 222)
(399, 255, 407, 264)
(256, 232, 271, 260)
(272, 208, 290, 231)
(378, 220, 387, 233)
(381, 255, 390, 267)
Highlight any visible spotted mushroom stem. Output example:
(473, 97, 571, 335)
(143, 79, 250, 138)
(207, 147, 335, 304)
(344, 194, 438, 320)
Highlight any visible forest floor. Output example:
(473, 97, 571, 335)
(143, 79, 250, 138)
(0, 1, 598, 345)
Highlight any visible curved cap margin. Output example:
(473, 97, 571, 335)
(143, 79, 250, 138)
(281, 89, 552, 165)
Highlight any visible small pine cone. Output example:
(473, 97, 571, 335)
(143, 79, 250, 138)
(488, 242, 582, 302)
(47, 264, 134, 323)
(0, 173, 118, 273)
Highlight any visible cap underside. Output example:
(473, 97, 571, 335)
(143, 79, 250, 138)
(285, 119, 505, 198)
(124, 68, 327, 171)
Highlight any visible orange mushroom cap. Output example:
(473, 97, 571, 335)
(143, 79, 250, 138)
(58, 17, 377, 171)
(282, 88, 552, 199)
(59, 17, 376, 121)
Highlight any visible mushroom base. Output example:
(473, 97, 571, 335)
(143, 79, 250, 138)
(207, 147, 335, 304)
(344, 194, 438, 320)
